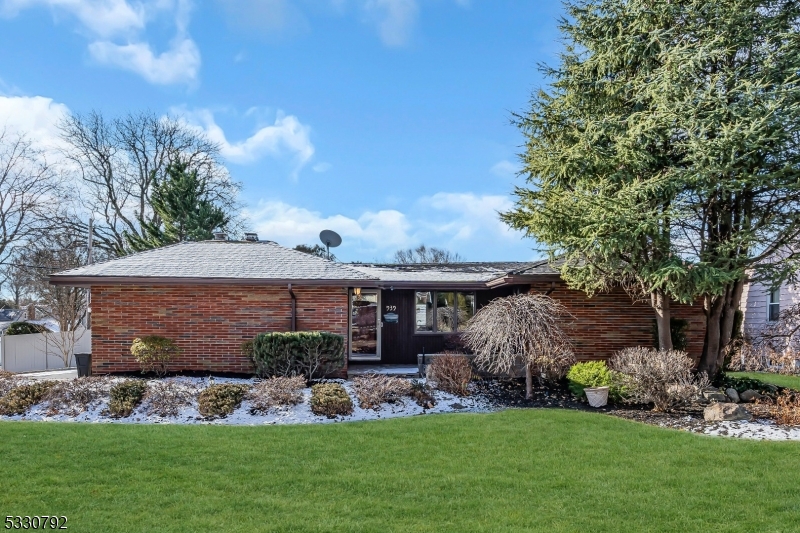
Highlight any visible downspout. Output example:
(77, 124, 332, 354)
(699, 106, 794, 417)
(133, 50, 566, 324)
(288, 284, 297, 332)
(545, 281, 556, 296)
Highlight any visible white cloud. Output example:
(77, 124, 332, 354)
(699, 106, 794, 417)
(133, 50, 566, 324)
(312, 162, 331, 173)
(245, 201, 412, 252)
(88, 36, 200, 85)
(0, 0, 146, 38)
(178, 108, 315, 176)
(246, 192, 527, 261)
(0, 95, 70, 153)
(1, 0, 200, 85)
(363, 0, 418, 47)
(490, 159, 519, 178)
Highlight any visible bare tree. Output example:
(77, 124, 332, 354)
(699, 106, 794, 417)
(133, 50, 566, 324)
(20, 231, 87, 368)
(0, 129, 60, 261)
(0, 257, 32, 307)
(59, 110, 243, 256)
(393, 244, 463, 264)
(462, 293, 575, 398)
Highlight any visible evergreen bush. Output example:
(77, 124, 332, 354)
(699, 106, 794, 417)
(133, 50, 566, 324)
(109, 380, 147, 418)
(310, 383, 353, 418)
(198, 384, 248, 418)
(130, 336, 180, 376)
(251, 332, 345, 379)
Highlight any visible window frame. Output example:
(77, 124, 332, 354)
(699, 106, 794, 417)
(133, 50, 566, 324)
(414, 290, 476, 334)
(768, 287, 780, 322)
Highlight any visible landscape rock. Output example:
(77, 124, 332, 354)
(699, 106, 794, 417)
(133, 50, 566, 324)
(702, 390, 729, 403)
(725, 388, 740, 403)
(704, 403, 752, 422)
(739, 389, 763, 403)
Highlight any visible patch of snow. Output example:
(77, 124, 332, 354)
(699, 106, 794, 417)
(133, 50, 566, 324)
(701, 419, 800, 441)
(1, 376, 496, 426)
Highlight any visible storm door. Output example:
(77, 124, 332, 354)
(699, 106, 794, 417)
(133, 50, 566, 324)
(349, 289, 381, 361)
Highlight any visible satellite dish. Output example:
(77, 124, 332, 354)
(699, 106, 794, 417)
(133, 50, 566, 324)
(319, 230, 342, 260)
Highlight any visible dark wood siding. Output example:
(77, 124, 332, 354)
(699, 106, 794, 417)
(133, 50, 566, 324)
(376, 286, 524, 365)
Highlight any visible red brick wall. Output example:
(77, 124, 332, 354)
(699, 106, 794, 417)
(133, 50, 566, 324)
(90, 284, 349, 374)
(530, 281, 705, 362)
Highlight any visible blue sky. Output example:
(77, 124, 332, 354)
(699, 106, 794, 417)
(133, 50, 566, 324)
(0, 0, 564, 262)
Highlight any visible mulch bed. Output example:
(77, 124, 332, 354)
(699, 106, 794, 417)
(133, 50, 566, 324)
(470, 377, 786, 434)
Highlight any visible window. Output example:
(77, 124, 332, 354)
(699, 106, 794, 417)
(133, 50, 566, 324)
(769, 287, 780, 322)
(415, 291, 475, 333)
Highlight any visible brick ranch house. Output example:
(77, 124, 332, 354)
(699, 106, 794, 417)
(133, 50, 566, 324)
(50, 238, 705, 375)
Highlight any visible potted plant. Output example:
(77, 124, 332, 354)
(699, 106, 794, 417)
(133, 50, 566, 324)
(583, 386, 610, 407)
(567, 361, 616, 408)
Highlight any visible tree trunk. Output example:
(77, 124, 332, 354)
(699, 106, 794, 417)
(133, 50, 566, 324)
(525, 363, 533, 399)
(697, 277, 746, 377)
(651, 289, 673, 351)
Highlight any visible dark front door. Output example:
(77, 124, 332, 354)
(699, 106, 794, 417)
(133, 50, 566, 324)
(380, 289, 415, 364)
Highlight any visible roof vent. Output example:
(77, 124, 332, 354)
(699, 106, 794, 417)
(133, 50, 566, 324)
(244, 232, 259, 242)
(213, 232, 228, 241)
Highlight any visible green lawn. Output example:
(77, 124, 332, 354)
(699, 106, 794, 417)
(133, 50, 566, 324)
(2, 410, 800, 532)
(729, 371, 800, 391)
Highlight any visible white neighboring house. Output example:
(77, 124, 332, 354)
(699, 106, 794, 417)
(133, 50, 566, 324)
(740, 279, 800, 339)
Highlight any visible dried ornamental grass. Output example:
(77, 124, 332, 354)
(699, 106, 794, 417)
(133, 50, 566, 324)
(143, 380, 198, 418)
(0, 381, 56, 415)
(0, 371, 20, 398)
(248, 376, 306, 414)
(198, 384, 249, 418)
(610, 347, 709, 412)
(352, 374, 412, 410)
(310, 383, 353, 418)
(426, 355, 473, 396)
(44, 377, 113, 416)
(772, 391, 800, 426)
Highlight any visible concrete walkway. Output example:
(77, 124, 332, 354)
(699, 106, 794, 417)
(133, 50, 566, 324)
(15, 368, 78, 381)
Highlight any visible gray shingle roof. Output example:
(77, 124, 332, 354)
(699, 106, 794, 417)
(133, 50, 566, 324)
(51, 241, 377, 283)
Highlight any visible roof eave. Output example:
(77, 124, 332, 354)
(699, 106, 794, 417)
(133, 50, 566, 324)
(48, 275, 376, 287)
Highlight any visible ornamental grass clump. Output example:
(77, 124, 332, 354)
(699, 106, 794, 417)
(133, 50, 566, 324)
(248, 376, 306, 414)
(143, 380, 198, 418)
(44, 377, 112, 416)
(198, 384, 249, 418)
(610, 347, 709, 412)
(462, 293, 575, 399)
(130, 336, 180, 377)
(0, 371, 19, 398)
(426, 354, 472, 396)
(0, 381, 56, 416)
(352, 374, 412, 410)
(772, 391, 800, 426)
(108, 380, 147, 418)
(310, 383, 353, 418)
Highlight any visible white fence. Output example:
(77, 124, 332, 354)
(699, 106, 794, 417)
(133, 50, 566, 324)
(0, 328, 91, 373)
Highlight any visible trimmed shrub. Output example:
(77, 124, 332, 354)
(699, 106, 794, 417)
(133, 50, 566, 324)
(248, 376, 306, 414)
(310, 383, 353, 418)
(44, 377, 112, 416)
(352, 374, 412, 410)
(251, 332, 345, 379)
(567, 361, 624, 402)
(5, 322, 49, 335)
(109, 380, 147, 418)
(130, 336, 180, 376)
(198, 384, 249, 418)
(610, 347, 709, 412)
(426, 354, 472, 396)
(143, 380, 197, 418)
(0, 381, 56, 415)
(409, 380, 436, 408)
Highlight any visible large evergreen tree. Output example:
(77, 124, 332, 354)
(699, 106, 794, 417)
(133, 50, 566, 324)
(126, 160, 229, 251)
(505, 0, 800, 375)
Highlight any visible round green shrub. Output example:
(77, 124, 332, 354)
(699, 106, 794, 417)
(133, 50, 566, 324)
(567, 361, 623, 401)
(109, 380, 147, 418)
(310, 383, 353, 418)
(198, 384, 249, 418)
(130, 336, 180, 376)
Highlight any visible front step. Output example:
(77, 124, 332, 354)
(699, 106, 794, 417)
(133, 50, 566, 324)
(347, 365, 420, 379)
